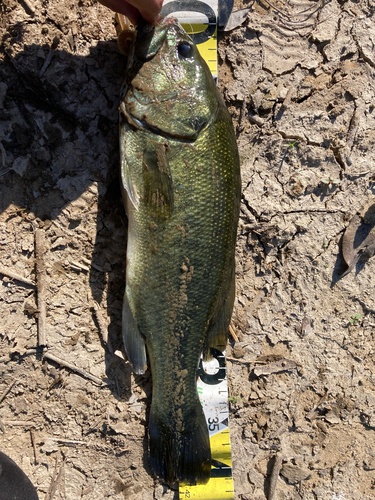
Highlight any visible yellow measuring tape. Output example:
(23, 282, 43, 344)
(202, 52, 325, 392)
(181, 24, 218, 77)
(161, 0, 219, 78)
(179, 349, 234, 500)
(179, 432, 234, 500)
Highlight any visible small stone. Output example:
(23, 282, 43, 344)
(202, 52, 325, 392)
(280, 463, 311, 484)
(232, 344, 245, 358)
(323, 410, 341, 425)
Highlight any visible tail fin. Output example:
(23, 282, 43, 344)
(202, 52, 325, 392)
(149, 404, 211, 485)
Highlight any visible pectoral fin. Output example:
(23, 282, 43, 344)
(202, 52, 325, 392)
(120, 111, 140, 210)
(204, 270, 236, 359)
(122, 293, 147, 374)
(143, 142, 174, 219)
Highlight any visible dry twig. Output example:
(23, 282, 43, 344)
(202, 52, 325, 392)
(254, 358, 298, 376)
(48, 438, 86, 446)
(18, 0, 35, 15)
(45, 457, 65, 500)
(35, 228, 47, 346)
(44, 437, 116, 454)
(226, 357, 251, 364)
(229, 324, 239, 342)
(1, 420, 35, 426)
(237, 98, 247, 134)
(39, 37, 60, 77)
(69, 259, 90, 272)
(30, 429, 38, 464)
(268, 452, 283, 500)
(86, 412, 106, 434)
(4, 349, 105, 386)
(0, 264, 35, 287)
(93, 301, 113, 353)
(23, 349, 38, 356)
(43, 352, 105, 386)
(0, 379, 18, 405)
(82, 257, 103, 272)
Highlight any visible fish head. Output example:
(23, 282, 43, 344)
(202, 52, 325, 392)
(123, 19, 219, 141)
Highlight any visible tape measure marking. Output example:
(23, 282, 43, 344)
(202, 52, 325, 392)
(179, 350, 234, 500)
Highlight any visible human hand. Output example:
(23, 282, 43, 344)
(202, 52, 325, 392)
(98, 0, 164, 25)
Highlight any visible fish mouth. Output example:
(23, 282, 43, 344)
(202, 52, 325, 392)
(122, 18, 218, 141)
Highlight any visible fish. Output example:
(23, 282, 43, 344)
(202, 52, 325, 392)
(119, 17, 241, 486)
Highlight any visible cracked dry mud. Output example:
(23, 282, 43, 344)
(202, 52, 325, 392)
(1, 0, 375, 499)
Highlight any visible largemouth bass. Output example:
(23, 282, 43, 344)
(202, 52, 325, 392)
(119, 17, 241, 485)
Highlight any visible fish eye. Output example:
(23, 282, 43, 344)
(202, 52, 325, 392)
(177, 42, 193, 58)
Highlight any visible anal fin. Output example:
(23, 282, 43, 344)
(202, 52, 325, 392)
(122, 293, 147, 374)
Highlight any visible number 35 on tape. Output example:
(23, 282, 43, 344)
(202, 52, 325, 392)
(179, 349, 234, 500)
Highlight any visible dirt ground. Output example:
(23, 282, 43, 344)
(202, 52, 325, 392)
(1, 0, 375, 498)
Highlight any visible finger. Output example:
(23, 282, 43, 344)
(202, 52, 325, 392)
(98, 0, 140, 24)
(127, 0, 164, 24)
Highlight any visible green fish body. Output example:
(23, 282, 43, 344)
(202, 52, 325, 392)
(120, 18, 241, 486)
